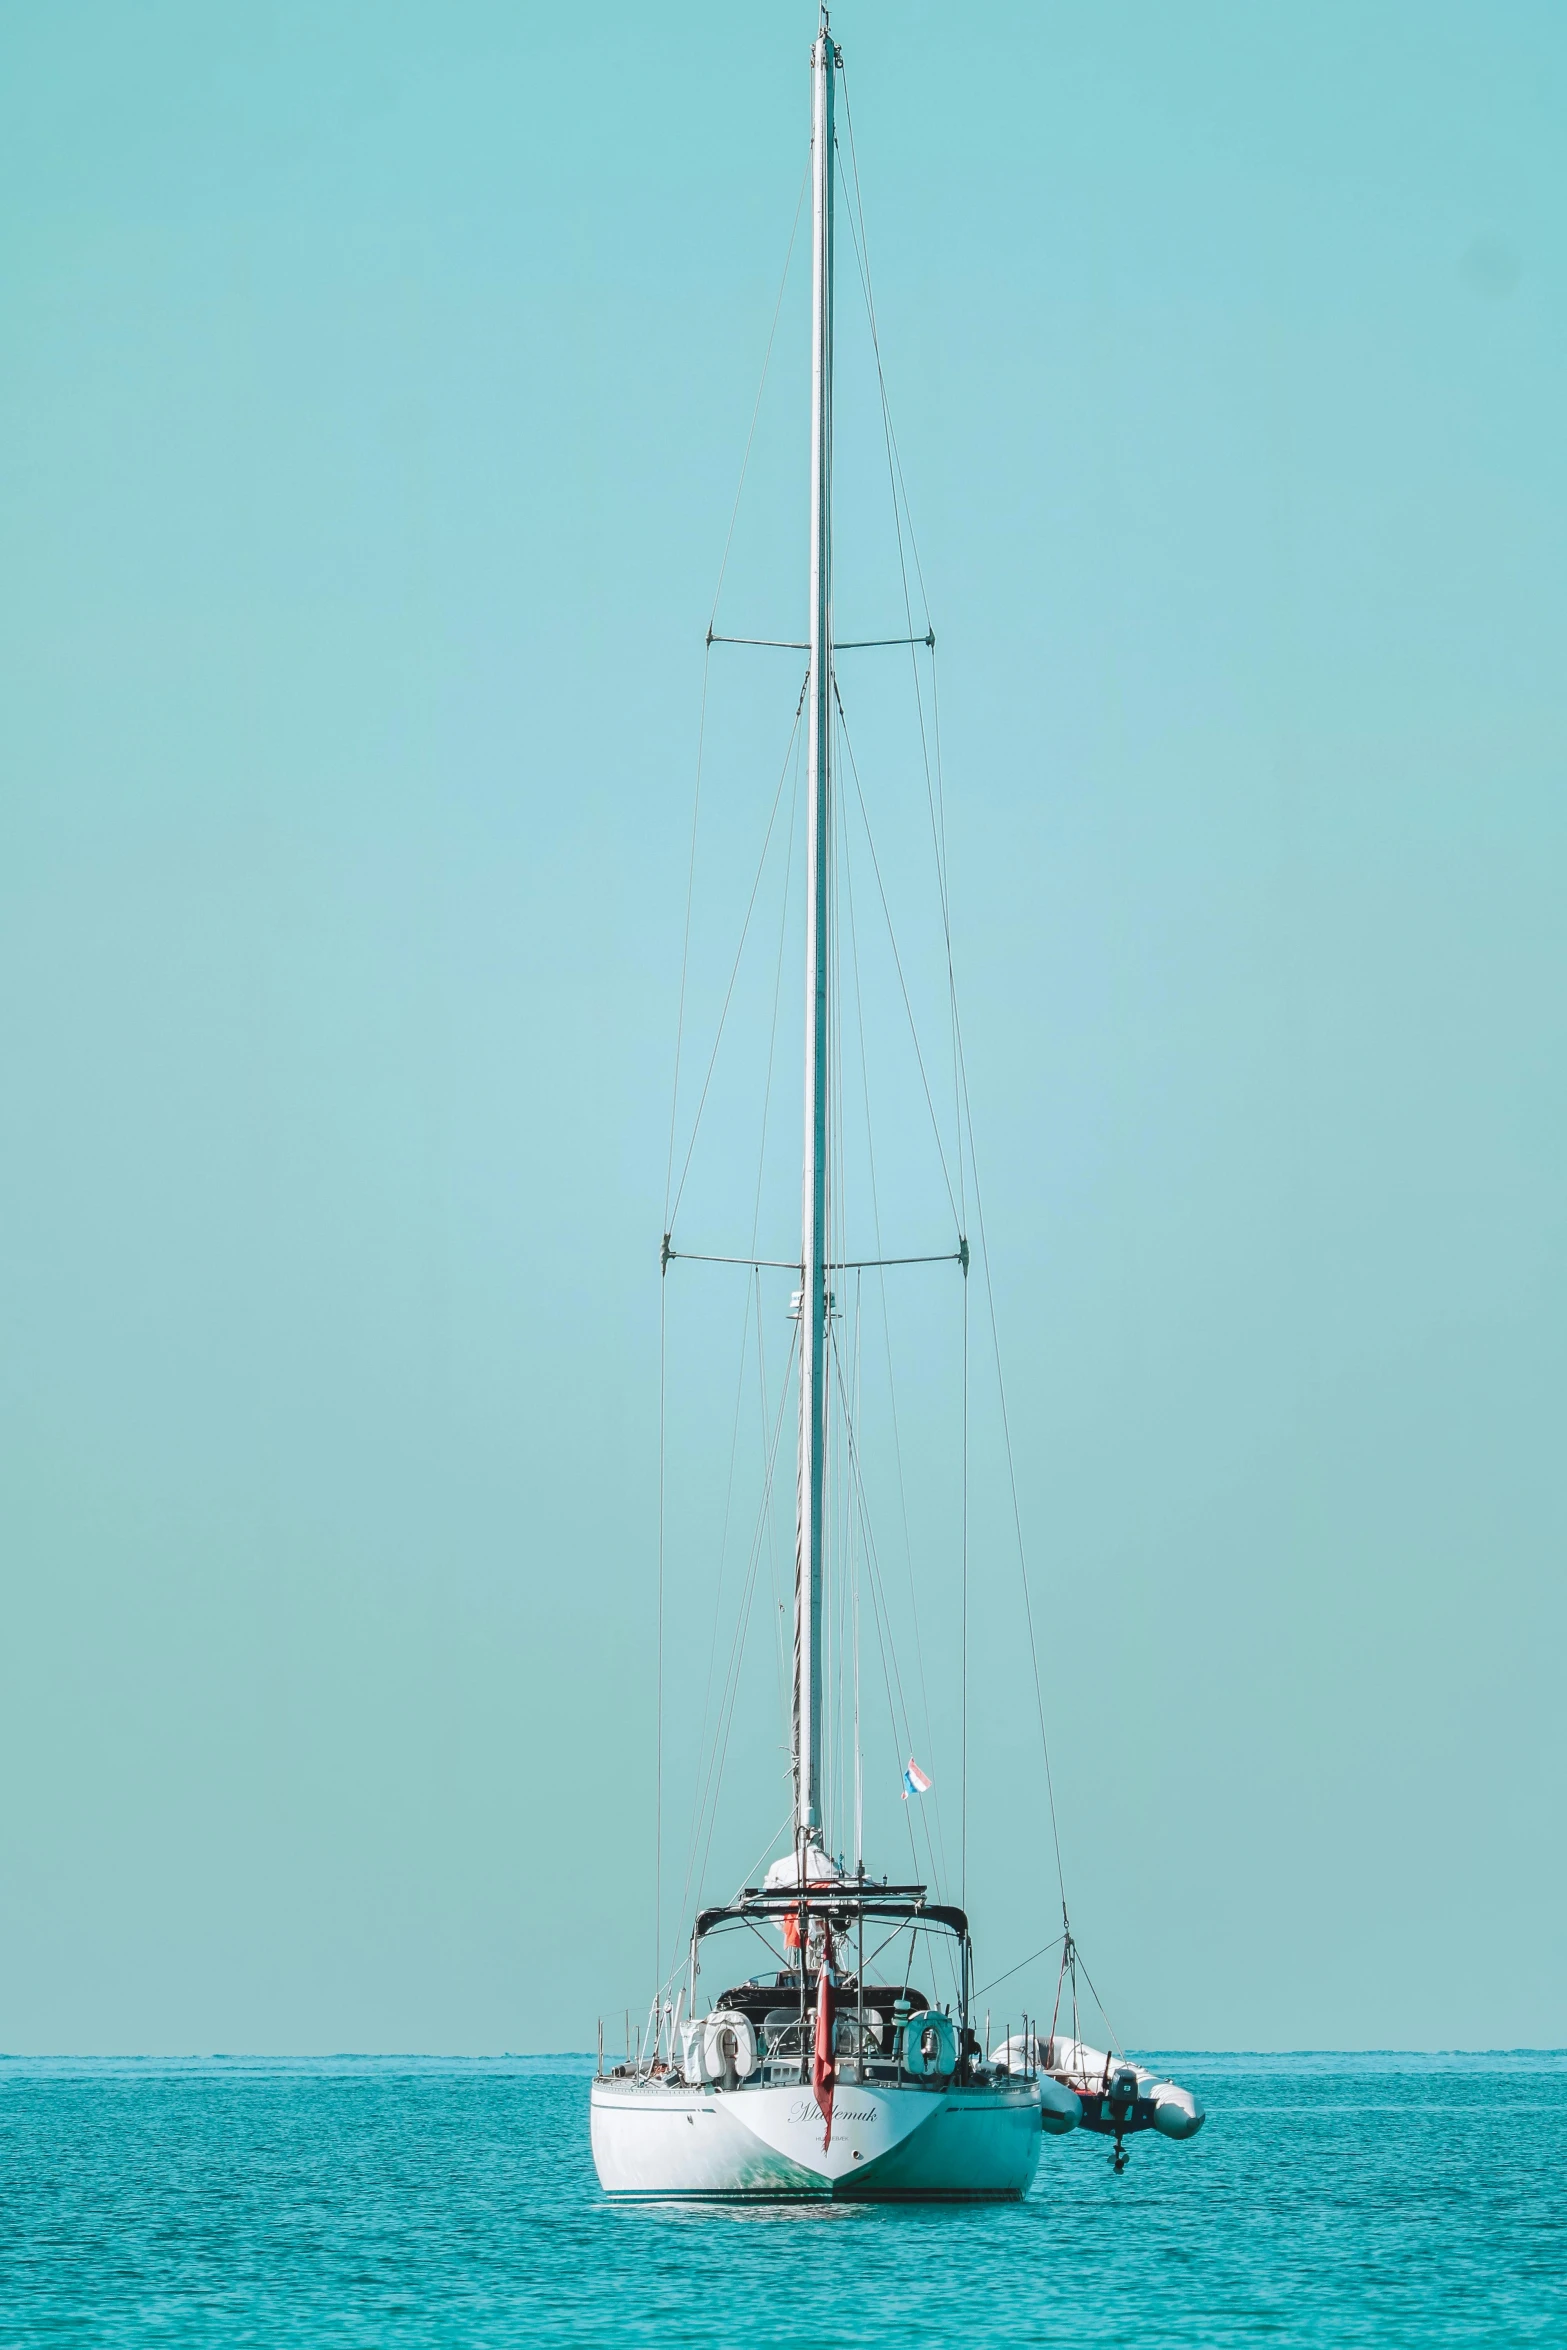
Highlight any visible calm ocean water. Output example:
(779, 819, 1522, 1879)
(2, 2053, 1564, 2346)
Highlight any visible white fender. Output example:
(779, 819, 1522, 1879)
(1038, 2073, 1082, 2133)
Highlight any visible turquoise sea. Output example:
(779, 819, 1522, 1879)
(3, 2053, 1564, 2346)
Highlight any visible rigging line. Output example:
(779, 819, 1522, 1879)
(682, 1331, 794, 1916)
(839, 793, 950, 1894)
(924, 654, 965, 1232)
(832, 682, 960, 1221)
(684, 1522, 778, 1977)
(853, 1482, 926, 1891)
(838, 100, 981, 1972)
(899, 1917, 960, 2026)
(974, 1936, 1067, 2002)
(691, 1539, 772, 1947)
(854, 1918, 931, 1982)
(1047, 1940, 1067, 2048)
(759, 1266, 790, 1762)
(837, 158, 931, 685)
(847, 1285, 865, 1883)
(750, 737, 799, 1764)
(922, 649, 963, 1226)
(836, 160, 938, 808)
(839, 79, 964, 1229)
(827, 729, 852, 1870)
(668, 673, 808, 1231)
(655, 1270, 667, 2013)
(719, 1910, 803, 1973)
(683, 1319, 799, 1894)
(751, 751, 800, 1258)
(836, 932, 854, 1867)
(836, 89, 936, 727)
(843, 130, 1069, 1921)
(927, 654, 965, 1228)
(1069, 1944, 1126, 2060)
(663, 641, 711, 1228)
(832, 1002, 945, 1999)
(675, 1274, 759, 1934)
(929, 630, 951, 887)
(961, 1227, 969, 1916)
(827, 742, 847, 1862)
(731, 1809, 796, 1908)
(686, 1324, 800, 1933)
(708, 154, 809, 639)
(953, 1007, 1070, 1924)
(836, 85, 925, 635)
(839, 76, 938, 628)
(841, 110, 961, 1323)
(828, 1321, 946, 1895)
(852, 1269, 864, 1874)
(830, 1318, 927, 1887)
(841, 123, 964, 1232)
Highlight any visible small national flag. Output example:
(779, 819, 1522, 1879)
(902, 1756, 933, 1800)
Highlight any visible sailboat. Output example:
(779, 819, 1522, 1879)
(590, 13, 1064, 2202)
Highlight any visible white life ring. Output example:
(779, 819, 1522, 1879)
(702, 2011, 759, 2083)
(901, 2009, 957, 2077)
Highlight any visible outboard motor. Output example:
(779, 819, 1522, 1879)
(1106, 2064, 1140, 2172)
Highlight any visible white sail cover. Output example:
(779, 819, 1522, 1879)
(763, 1847, 843, 1891)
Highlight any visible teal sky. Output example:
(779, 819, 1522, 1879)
(2, 0, 1564, 2055)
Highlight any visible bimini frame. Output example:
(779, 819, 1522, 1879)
(685, 1877, 976, 2083)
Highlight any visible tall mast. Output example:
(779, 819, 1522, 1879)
(795, 10, 836, 1849)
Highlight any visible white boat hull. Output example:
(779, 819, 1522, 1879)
(590, 2077, 1043, 2200)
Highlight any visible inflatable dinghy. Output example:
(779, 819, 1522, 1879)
(990, 2032, 1204, 2165)
(985, 2039, 1083, 2134)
